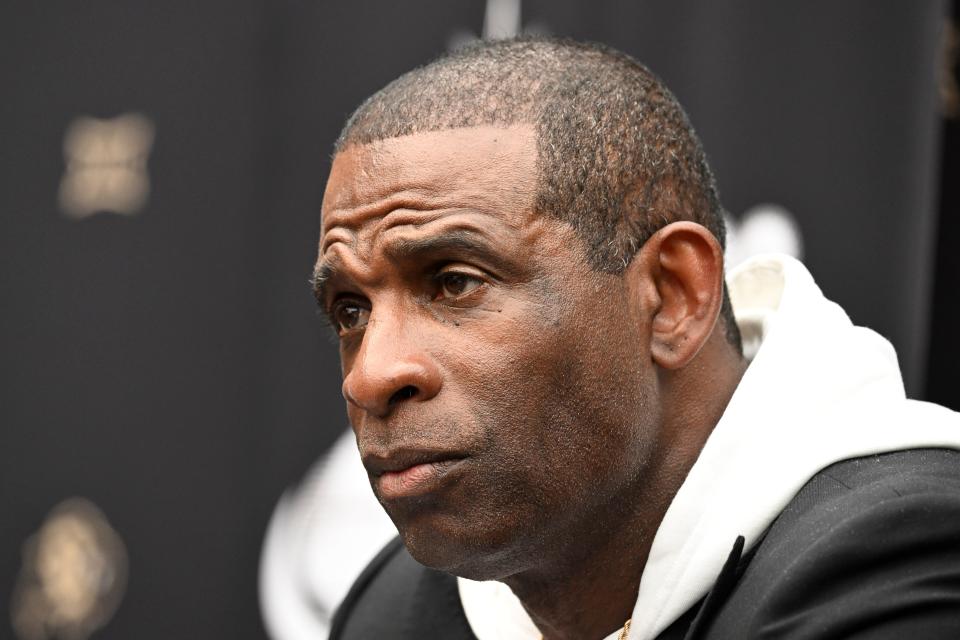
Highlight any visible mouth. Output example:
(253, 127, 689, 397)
(363, 449, 468, 500)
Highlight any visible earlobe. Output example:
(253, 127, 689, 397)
(640, 222, 725, 370)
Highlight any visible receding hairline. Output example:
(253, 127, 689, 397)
(333, 122, 538, 157)
(334, 37, 637, 151)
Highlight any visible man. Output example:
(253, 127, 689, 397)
(311, 38, 960, 639)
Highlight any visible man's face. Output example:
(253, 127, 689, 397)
(316, 125, 661, 579)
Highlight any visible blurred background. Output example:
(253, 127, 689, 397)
(1, 1, 958, 638)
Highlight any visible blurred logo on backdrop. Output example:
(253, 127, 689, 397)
(725, 204, 804, 360)
(10, 498, 128, 640)
(725, 203, 803, 268)
(58, 113, 155, 219)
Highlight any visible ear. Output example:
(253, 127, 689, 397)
(635, 222, 725, 370)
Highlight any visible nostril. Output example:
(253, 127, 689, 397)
(389, 385, 418, 405)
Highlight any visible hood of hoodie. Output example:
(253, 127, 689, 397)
(458, 254, 960, 640)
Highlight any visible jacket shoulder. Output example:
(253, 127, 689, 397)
(708, 448, 960, 638)
(330, 536, 477, 640)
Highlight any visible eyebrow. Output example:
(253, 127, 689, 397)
(383, 229, 492, 262)
(311, 229, 501, 307)
(311, 262, 336, 307)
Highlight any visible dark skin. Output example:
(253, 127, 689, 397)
(315, 125, 748, 640)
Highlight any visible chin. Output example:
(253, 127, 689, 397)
(396, 514, 533, 581)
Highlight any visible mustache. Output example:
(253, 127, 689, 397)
(354, 417, 484, 470)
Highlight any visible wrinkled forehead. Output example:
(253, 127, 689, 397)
(321, 125, 538, 235)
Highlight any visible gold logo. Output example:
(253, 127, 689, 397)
(58, 113, 155, 219)
(10, 498, 128, 640)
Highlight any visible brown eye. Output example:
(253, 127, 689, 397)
(333, 303, 370, 333)
(438, 272, 482, 299)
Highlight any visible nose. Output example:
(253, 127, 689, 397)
(341, 314, 442, 418)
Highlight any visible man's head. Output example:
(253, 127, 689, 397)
(337, 37, 740, 348)
(315, 38, 744, 580)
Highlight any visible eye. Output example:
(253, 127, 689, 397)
(436, 272, 483, 300)
(332, 302, 370, 334)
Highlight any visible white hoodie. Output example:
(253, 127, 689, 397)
(458, 254, 960, 640)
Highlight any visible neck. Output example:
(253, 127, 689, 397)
(505, 334, 748, 640)
(502, 477, 666, 640)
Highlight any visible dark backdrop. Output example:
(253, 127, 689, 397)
(1, 1, 954, 638)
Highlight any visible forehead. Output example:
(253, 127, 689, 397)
(321, 125, 538, 240)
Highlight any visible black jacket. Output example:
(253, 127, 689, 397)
(331, 449, 960, 639)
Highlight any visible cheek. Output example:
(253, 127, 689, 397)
(541, 329, 655, 494)
(443, 295, 655, 497)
